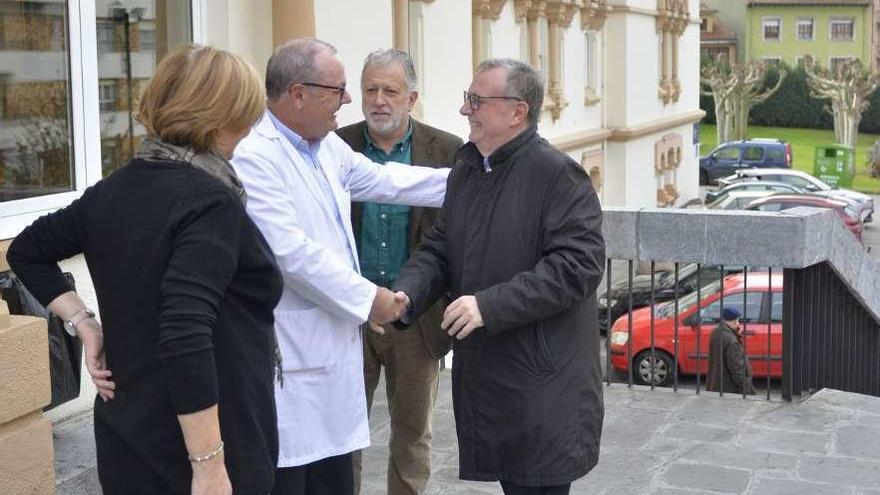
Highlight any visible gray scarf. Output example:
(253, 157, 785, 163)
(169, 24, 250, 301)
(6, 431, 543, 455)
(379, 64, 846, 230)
(134, 137, 247, 203)
(134, 137, 284, 386)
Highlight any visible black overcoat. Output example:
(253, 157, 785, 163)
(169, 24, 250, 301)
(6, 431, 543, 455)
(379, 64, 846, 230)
(394, 127, 606, 486)
(706, 323, 756, 395)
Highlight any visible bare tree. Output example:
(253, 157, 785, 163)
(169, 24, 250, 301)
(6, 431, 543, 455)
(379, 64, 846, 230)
(701, 55, 787, 144)
(804, 56, 880, 149)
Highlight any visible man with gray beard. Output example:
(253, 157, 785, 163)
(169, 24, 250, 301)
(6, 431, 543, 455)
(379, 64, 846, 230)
(337, 49, 462, 495)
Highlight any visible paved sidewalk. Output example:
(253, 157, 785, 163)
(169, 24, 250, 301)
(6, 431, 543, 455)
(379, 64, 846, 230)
(55, 371, 880, 495)
(361, 374, 880, 495)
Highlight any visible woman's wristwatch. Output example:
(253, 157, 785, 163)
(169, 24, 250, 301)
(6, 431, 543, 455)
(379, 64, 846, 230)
(63, 308, 96, 337)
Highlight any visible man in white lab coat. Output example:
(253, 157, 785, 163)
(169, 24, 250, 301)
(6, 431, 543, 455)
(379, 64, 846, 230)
(231, 38, 449, 495)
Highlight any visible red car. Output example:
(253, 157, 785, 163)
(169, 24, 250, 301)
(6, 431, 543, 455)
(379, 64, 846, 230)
(743, 194, 863, 242)
(609, 272, 783, 387)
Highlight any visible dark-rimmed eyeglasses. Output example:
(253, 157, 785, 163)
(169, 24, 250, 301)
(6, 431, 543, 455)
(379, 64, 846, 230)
(463, 90, 523, 111)
(301, 82, 347, 102)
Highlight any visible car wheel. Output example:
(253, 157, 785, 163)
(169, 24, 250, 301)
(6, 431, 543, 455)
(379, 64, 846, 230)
(633, 350, 676, 387)
(700, 169, 709, 186)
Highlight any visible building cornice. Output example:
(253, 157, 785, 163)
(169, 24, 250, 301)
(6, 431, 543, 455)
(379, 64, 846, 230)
(608, 110, 706, 142)
(550, 127, 614, 151)
(609, 5, 701, 24)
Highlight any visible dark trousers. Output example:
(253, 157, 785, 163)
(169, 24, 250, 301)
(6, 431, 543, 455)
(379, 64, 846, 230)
(272, 453, 354, 495)
(500, 481, 572, 495)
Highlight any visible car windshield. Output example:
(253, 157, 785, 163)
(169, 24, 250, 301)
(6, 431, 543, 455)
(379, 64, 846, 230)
(787, 175, 830, 191)
(654, 263, 698, 283)
(655, 278, 723, 318)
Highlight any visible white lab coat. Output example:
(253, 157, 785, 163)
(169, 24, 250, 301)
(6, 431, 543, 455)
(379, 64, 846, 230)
(231, 111, 449, 467)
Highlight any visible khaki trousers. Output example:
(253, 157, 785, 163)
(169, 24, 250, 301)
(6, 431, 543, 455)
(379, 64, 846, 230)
(353, 324, 440, 495)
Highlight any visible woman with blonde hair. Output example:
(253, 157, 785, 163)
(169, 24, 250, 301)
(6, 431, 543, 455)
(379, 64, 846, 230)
(8, 45, 280, 494)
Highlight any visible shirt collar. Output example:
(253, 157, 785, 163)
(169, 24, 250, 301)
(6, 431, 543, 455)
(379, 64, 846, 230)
(363, 120, 413, 155)
(267, 109, 322, 156)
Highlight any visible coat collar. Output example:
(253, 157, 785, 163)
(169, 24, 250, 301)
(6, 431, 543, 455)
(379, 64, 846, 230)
(255, 110, 283, 141)
(460, 124, 538, 172)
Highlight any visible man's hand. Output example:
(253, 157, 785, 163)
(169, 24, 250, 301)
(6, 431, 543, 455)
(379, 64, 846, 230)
(442, 295, 483, 340)
(368, 288, 410, 334)
(78, 319, 115, 402)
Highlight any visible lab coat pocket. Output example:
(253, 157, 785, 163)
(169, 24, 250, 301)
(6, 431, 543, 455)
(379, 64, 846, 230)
(275, 307, 338, 372)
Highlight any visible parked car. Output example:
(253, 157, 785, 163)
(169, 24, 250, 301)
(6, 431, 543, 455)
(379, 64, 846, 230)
(743, 194, 863, 242)
(704, 180, 805, 204)
(598, 264, 743, 334)
(699, 139, 792, 185)
(718, 168, 874, 223)
(609, 272, 783, 387)
(706, 190, 780, 210)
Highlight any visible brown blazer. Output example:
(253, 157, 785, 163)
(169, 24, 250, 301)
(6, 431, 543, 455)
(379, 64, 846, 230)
(336, 118, 463, 359)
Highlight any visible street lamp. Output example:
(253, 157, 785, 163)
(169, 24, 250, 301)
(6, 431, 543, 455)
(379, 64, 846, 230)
(110, 1, 138, 156)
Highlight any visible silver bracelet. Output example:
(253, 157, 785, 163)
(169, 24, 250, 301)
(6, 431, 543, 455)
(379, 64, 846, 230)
(188, 441, 224, 463)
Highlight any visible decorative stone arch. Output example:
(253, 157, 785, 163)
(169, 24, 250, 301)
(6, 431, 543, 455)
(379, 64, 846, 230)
(656, 0, 689, 105)
(655, 133, 683, 207)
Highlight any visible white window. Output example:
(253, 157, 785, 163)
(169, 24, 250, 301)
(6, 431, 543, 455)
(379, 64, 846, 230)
(763, 57, 782, 66)
(584, 30, 599, 103)
(795, 55, 810, 68)
(139, 23, 157, 51)
(98, 81, 117, 112)
(96, 21, 115, 53)
(1, 0, 195, 239)
(796, 18, 814, 41)
(830, 56, 854, 72)
(763, 17, 781, 42)
(830, 18, 855, 41)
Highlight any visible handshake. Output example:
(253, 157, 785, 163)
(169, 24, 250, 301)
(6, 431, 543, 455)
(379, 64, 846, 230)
(365, 288, 485, 340)
(367, 287, 410, 334)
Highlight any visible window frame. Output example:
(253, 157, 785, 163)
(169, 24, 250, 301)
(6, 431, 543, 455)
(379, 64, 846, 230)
(583, 29, 599, 105)
(763, 57, 782, 67)
(830, 55, 855, 72)
(762, 17, 781, 42)
(795, 17, 814, 42)
(0, 0, 201, 240)
(829, 17, 855, 42)
(98, 79, 117, 112)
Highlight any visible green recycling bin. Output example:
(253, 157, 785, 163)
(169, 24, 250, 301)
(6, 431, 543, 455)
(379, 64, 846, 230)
(814, 144, 855, 188)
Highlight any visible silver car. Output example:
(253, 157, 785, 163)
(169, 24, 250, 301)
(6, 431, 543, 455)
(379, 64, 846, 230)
(718, 169, 874, 222)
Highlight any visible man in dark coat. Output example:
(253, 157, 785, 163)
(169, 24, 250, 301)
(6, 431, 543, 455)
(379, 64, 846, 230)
(336, 49, 463, 495)
(393, 58, 605, 495)
(707, 307, 756, 395)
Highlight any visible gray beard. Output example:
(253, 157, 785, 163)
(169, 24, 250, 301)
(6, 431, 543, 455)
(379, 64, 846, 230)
(366, 114, 405, 136)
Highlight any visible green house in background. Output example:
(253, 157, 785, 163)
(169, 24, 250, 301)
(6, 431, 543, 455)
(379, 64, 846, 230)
(746, 0, 873, 70)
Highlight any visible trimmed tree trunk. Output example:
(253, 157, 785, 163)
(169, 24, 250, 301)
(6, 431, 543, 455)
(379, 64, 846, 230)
(805, 56, 880, 149)
(701, 56, 786, 145)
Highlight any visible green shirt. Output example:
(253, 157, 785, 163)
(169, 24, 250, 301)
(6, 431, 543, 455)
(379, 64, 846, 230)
(359, 124, 412, 287)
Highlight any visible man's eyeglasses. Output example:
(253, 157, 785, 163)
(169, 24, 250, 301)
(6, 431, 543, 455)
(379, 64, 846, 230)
(301, 82, 347, 102)
(463, 90, 523, 111)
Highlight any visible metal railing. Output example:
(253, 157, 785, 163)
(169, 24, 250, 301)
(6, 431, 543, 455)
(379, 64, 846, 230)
(783, 262, 880, 399)
(601, 206, 880, 401)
